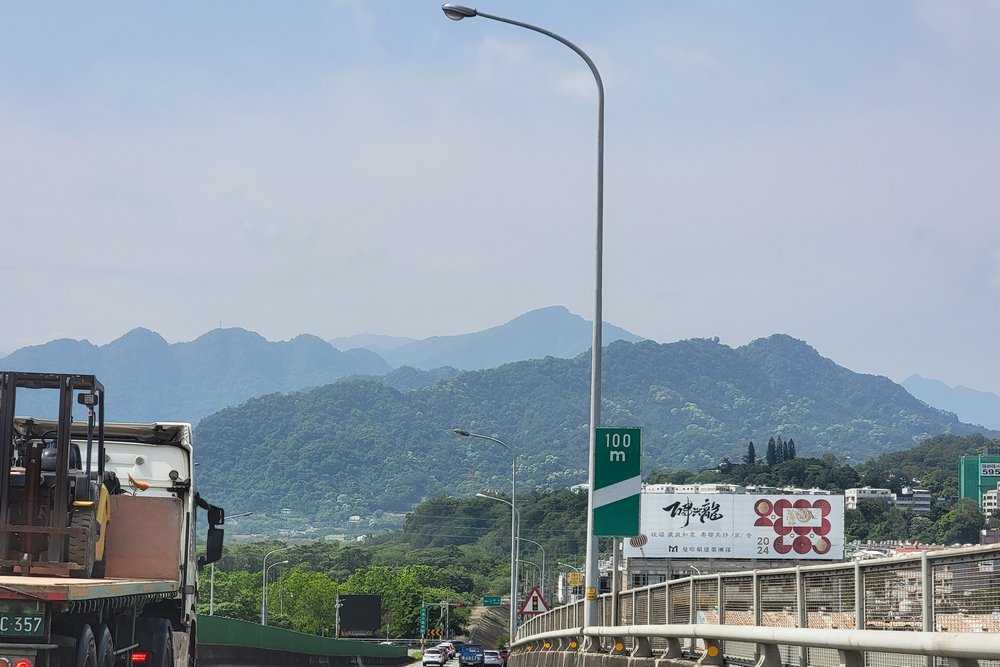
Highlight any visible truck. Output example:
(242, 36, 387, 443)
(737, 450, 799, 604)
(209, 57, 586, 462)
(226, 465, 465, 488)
(458, 644, 484, 667)
(0, 372, 225, 667)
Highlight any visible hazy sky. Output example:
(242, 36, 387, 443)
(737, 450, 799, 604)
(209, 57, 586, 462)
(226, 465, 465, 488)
(2, 1, 998, 394)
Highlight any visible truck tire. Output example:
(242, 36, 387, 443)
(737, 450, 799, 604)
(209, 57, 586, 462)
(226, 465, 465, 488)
(97, 625, 114, 667)
(76, 624, 98, 667)
(68, 511, 97, 578)
(139, 619, 174, 667)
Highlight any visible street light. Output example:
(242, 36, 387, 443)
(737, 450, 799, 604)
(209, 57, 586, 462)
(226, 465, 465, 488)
(263, 560, 289, 625)
(456, 429, 518, 643)
(518, 537, 546, 601)
(474, 487, 519, 642)
(210, 511, 253, 616)
(521, 559, 542, 590)
(442, 5, 606, 631)
(261, 547, 291, 625)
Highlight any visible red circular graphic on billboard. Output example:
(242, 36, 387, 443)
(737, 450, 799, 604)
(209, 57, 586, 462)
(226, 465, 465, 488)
(773, 536, 792, 554)
(793, 498, 811, 509)
(793, 536, 812, 554)
(772, 518, 792, 536)
(793, 525, 811, 536)
(814, 499, 831, 516)
(629, 534, 648, 548)
(813, 536, 831, 554)
(755, 517, 773, 527)
(814, 518, 831, 536)
(774, 499, 792, 513)
(754, 499, 773, 516)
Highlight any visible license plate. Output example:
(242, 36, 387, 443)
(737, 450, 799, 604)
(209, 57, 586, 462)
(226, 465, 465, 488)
(0, 613, 45, 637)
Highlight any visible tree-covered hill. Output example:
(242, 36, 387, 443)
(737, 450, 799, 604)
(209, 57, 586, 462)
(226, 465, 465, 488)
(195, 335, 991, 526)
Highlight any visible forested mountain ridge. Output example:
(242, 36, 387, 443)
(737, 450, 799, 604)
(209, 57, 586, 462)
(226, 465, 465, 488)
(195, 335, 989, 527)
(1, 327, 390, 423)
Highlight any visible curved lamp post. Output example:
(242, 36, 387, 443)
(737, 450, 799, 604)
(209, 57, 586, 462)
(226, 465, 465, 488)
(442, 5, 605, 631)
(518, 536, 546, 601)
(472, 483, 520, 643)
(264, 559, 289, 624)
(261, 547, 291, 625)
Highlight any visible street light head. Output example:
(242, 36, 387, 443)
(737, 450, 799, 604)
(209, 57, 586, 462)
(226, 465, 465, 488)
(442, 4, 477, 20)
(453, 428, 471, 437)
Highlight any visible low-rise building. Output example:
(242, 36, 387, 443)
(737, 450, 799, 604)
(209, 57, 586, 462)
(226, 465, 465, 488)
(892, 487, 932, 513)
(845, 486, 892, 510)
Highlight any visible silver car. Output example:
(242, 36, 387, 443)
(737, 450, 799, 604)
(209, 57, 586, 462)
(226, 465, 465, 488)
(484, 650, 503, 667)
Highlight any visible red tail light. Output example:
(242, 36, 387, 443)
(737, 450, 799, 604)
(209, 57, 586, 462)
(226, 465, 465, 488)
(131, 651, 149, 663)
(14, 660, 32, 667)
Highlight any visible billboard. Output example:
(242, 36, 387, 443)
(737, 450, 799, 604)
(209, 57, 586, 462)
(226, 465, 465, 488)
(622, 493, 844, 560)
(981, 463, 1000, 477)
(339, 595, 382, 635)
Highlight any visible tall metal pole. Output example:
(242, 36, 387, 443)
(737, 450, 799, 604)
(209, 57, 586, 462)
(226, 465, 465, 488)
(457, 430, 518, 643)
(518, 537, 546, 602)
(261, 547, 290, 625)
(442, 5, 605, 629)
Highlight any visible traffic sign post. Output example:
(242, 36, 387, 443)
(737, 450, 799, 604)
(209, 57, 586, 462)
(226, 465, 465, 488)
(419, 606, 427, 636)
(592, 427, 641, 536)
(483, 596, 502, 607)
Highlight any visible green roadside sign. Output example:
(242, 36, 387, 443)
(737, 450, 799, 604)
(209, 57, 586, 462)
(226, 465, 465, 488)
(592, 427, 641, 536)
(483, 596, 502, 607)
(419, 606, 427, 635)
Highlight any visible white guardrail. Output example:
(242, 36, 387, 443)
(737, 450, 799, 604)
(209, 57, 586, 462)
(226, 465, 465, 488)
(515, 544, 1000, 667)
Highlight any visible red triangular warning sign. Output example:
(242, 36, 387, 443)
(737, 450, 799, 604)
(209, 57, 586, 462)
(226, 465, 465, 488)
(519, 586, 549, 615)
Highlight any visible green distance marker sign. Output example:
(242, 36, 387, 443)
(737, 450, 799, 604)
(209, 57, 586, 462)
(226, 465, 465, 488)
(592, 427, 641, 536)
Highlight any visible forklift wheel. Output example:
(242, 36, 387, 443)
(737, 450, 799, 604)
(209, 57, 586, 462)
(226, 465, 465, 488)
(69, 510, 97, 578)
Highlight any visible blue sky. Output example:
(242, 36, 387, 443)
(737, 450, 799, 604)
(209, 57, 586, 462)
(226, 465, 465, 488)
(2, 1, 999, 394)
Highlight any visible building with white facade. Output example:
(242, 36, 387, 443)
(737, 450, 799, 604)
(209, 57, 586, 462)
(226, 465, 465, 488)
(845, 487, 892, 510)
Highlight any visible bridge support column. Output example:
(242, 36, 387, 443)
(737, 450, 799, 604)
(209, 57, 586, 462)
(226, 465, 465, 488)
(951, 659, 980, 667)
(630, 637, 652, 658)
(660, 638, 682, 659)
(695, 639, 723, 666)
(754, 644, 782, 667)
(838, 649, 864, 667)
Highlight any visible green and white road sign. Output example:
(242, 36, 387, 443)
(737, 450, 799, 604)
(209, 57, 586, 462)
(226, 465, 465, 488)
(483, 596, 502, 607)
(419, 606, 427, 635)
(593, 427, 641, 536)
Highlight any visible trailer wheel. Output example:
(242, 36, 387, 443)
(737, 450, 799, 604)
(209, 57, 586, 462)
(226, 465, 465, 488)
(97, 625, 114, 667)
(68, 510, 97, 578)
(139, 619, 174, 667)
(76, 624, 98, 667)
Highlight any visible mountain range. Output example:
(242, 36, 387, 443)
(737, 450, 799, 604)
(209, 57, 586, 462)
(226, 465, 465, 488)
(194, 334, 995, 526)
(902, 375, 1000, 431)
(0, 307, 640, 424)
(330, 305, 645, 370)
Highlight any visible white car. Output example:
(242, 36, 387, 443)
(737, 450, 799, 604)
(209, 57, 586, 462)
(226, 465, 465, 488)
(424, 648, 447, 666)
(484, 650, 503, 667)
(438, 642, 456, 659)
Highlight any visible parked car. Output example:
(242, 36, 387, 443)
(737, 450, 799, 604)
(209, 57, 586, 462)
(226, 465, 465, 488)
(484, 650, 504, 667)
(424, 648, 447, 666)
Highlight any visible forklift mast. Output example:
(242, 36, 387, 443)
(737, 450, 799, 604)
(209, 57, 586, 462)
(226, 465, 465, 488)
(0, 372, 106, 575)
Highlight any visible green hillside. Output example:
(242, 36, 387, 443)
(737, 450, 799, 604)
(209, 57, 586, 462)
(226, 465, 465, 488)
(195, 335, 989, 526)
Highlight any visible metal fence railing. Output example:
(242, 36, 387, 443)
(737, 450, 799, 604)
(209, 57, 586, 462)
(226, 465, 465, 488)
(517, 544, 1000, 667)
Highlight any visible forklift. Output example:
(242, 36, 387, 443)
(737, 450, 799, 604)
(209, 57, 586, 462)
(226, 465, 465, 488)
(0, 372, 110, 577)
